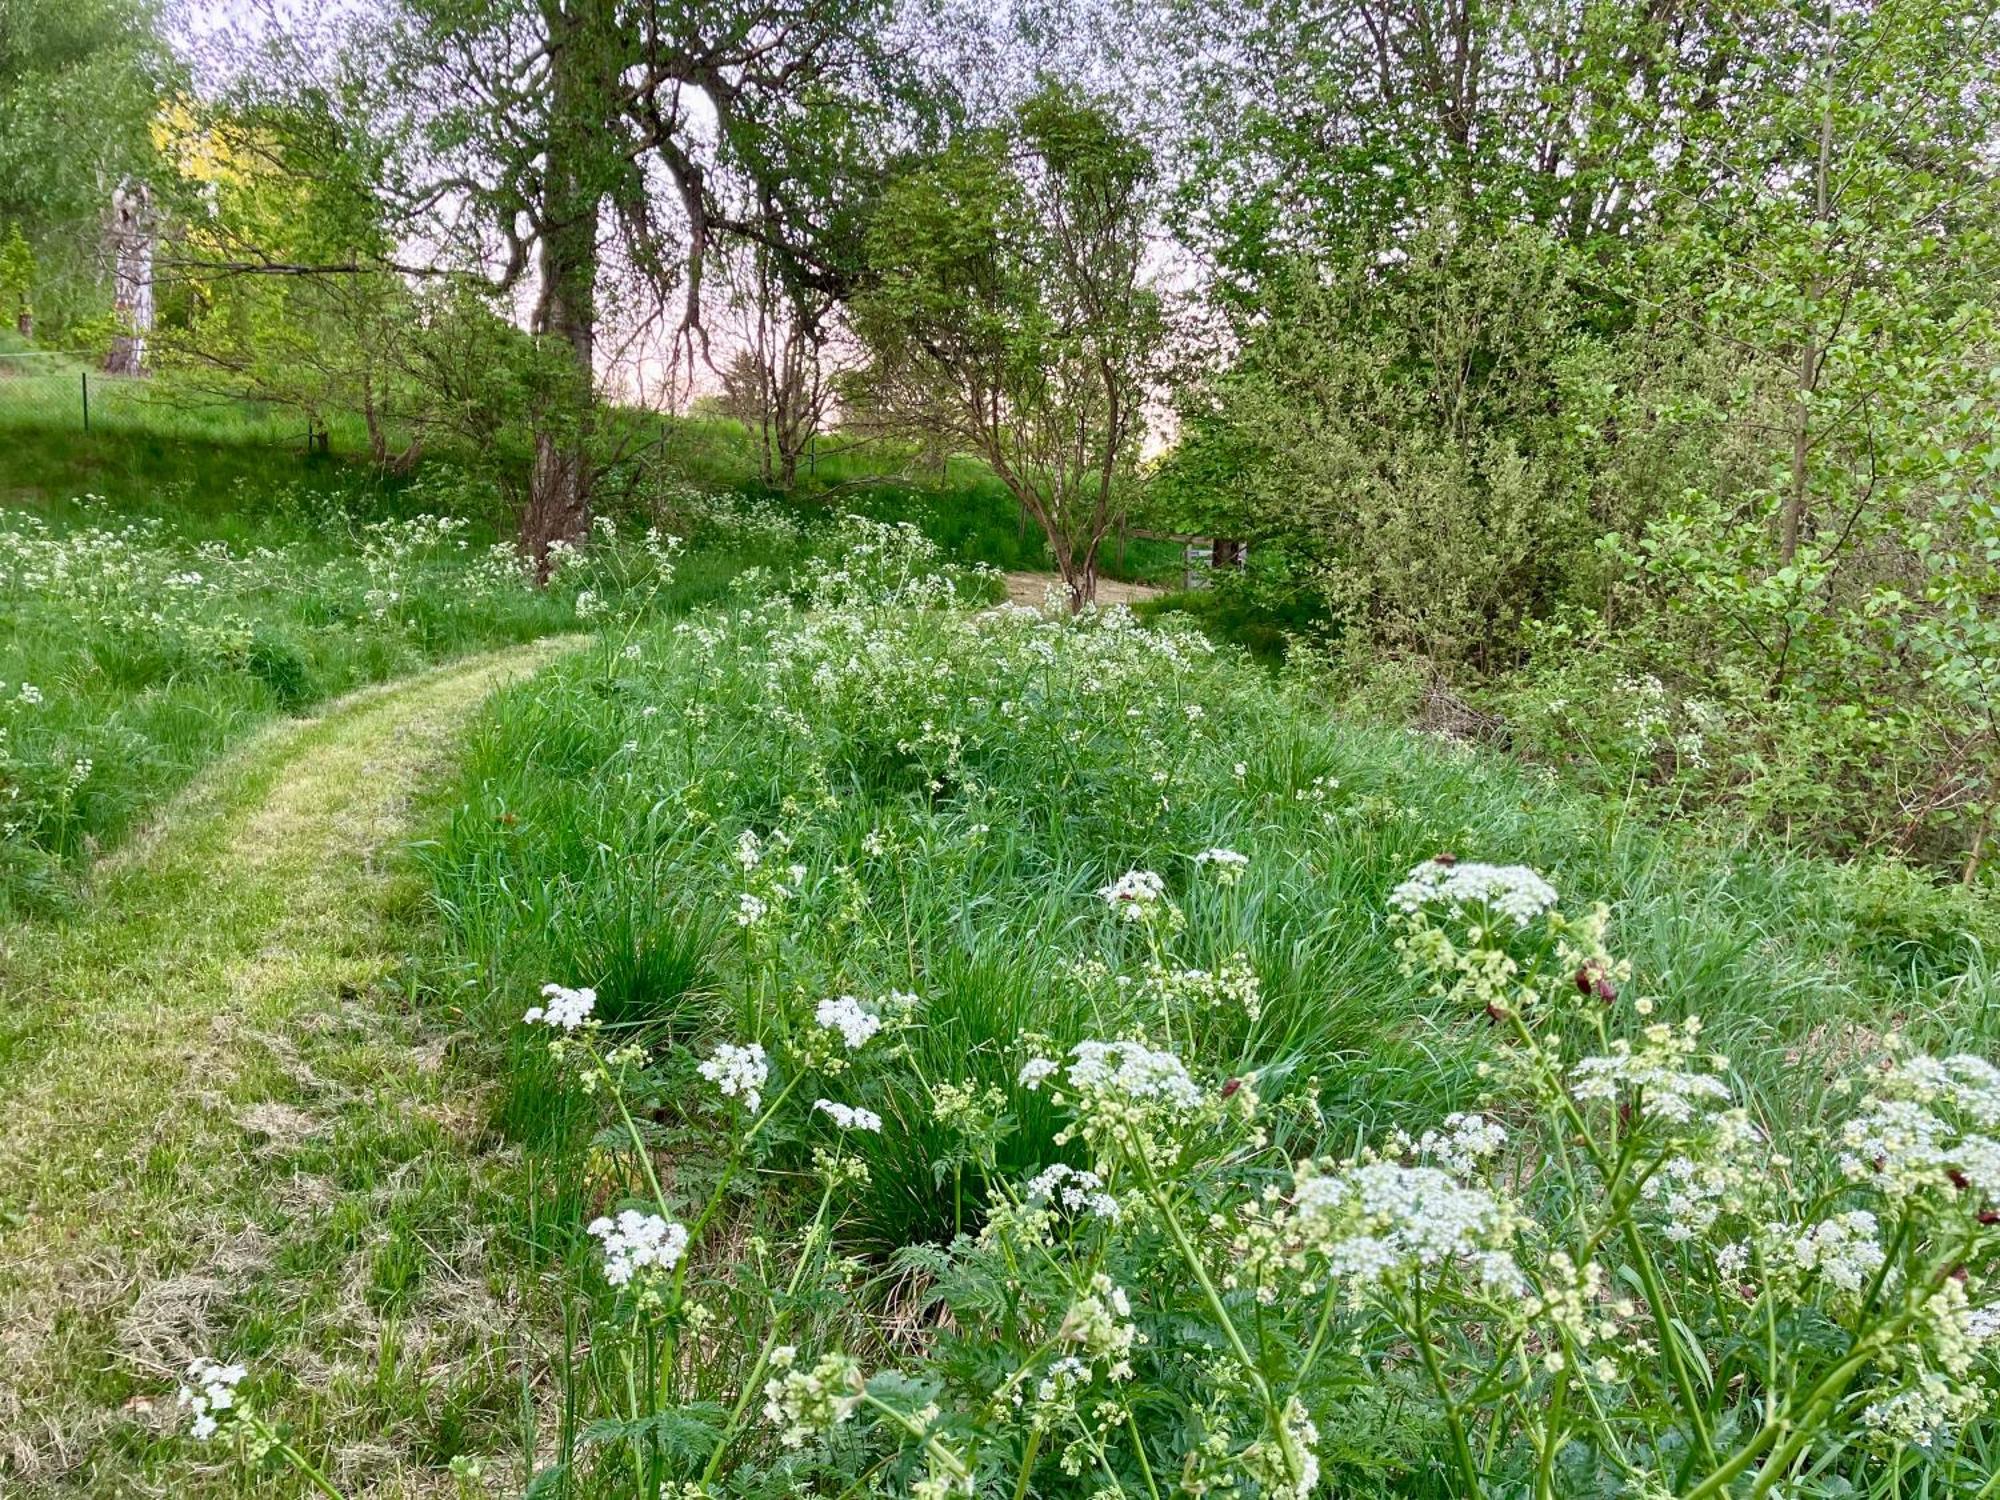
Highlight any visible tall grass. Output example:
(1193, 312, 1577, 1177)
(411, 530, 1998, 1493)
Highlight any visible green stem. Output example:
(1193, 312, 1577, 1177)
(698, 1185, 835, 1484)
(1410, 1283, 1484, 1495)
(1139, 1162, 1303, 1489)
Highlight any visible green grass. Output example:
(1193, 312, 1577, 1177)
(410, 554, 1998, 1491)
(0, 499, 594, 915)
(0, 640, 582, 1497)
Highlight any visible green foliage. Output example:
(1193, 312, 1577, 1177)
(850, 81, 1164, 607)
(1159, 0, 2000, 874)
(1166, 224, 1612, 666)
(0, 222, 34, 326)
(398, 542, 1998, 1496)
(0, 0, 171, 336)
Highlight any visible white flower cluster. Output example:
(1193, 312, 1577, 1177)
(587, 1210, 689, 1287)
(1769, 1210, 1886, 1295)
(1834, 1051, 2000, 1211)
(1276, 1158, 1524, 1297)
(698, 1041, 769, 1113)
(1569, 1022, 1733, 1126)
(1414, 1113, 1509, 1177)
(813, 1098, 883, 1132)
(1058, 1274, 1142, 1379)
(1193, 847, 1250, 884)
(524, 982, 597, 1031)
(815, 994, 882, 1050)
(1138, 955, 1263, 1021)
(763, 1347, 864, 1448)
(1097, 868, 1168, 921)
(178, 1357, 247, 1441)
(1389, 858, 1559, 927)
(1019, 1057, 1061, 1090)
(1065, 1040, 1203, 1111)
(1024, 1163, 1121, 1220)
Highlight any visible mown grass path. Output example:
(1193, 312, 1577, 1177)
(0, 636, 584, 1497)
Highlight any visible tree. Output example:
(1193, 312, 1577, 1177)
(0, 0, 172, 339)
(370, 0, 914, 572)
(1164, 223, 1611, 669)
(851, 82, 1164, 610)
(717, 245, 858, 491)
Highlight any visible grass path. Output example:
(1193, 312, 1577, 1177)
(0, 636, 584, 1497)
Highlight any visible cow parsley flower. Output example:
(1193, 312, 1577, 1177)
(1193, 847, 1250, 884)
(762, 1347, 864, 1448)
(1019, 1056, 1060, 1090)
(1067, 1040, 1203, 1110)
(1025, 1162, 1120, 1219)
(178, 1357, 248, 1441)
(813, 1098, 883, 1132)
(525, 983, 596, 1031)
(698, 1041, 769, 1113)
(1416, 1113, 1508, 1177)
(1771, 1210, 1885, 1295)
(735, 892, 769, 926)
(587, 1210, 689, 1287)
(1569, 1023, 1733, 1126)
(815, 994, 882, 1050)
(1058, 1274, 1142, 1378)
(1390, 858, 1558, 926)
(1097, 868, 1168, 921)
(1285, 1158, 1522, 1295)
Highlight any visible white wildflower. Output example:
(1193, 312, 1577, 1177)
(587, 1210, 689, 1287)
(1018, 1056, 1060, 1090)
(762, 1347, 863, 1448)
(1097, 868, 1169, 920)
(178, 1357, 248, 1441)
(1066, 1040, 1202, 1110)
(813, 1099, 884, 1132)
(1390, 858, 1558, 926)
(1193, 847, 1250, 885)
(1024, 1163, 1121, 1220)
(524, 983, 596, 1031)
(698, 1041, 769, 1113)
(814, 994, 882, 1050)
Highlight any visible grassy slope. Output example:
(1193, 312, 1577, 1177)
(0, 637, 582, 1497)
(399, 596, 1999, 1492)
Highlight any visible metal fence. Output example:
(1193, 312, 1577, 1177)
(0, 351, 320, 452)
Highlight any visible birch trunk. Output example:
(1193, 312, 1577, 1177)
(104, 180, 154, 377)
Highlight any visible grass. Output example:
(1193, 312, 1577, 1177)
(0, 639, 581, 1496)
(401, 545, 2000, 1493)
(0, 499, 589, 915)
(8, 371, 1999, 1496)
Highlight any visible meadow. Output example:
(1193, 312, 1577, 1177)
(1, 403, 1996, 1500)
(382, 524, 1997, 1497)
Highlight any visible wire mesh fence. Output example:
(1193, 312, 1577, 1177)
(0, 351, 321, 452)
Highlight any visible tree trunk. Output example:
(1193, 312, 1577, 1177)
(1063, 550, 1098, 613)
(104, 179, 154, 377)
(15, 310, 30, 340)
(520, 0, 609, 577)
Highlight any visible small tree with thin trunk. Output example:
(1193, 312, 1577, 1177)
(849, 83, 1162, 611)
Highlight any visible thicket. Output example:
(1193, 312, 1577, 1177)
(1153, 0, 2000, 878)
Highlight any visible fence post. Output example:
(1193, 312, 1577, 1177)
(80, 371, 89, 432)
